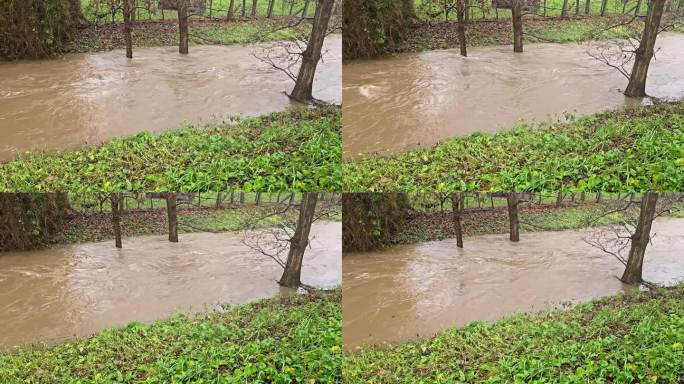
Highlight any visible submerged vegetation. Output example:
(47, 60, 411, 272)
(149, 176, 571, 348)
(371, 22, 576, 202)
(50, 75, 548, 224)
(344, 284, 684, 383)
(344, 101, 684, 192)
(0, 290, 341, 383)
(0, 107, 341, 192)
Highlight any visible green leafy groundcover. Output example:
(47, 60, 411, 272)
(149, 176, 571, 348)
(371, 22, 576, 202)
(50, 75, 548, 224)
(344, 285, 684, 383)
(0, 290, 341, 383)
(0, 106, 341, 192)
(344, 101, 684, 192)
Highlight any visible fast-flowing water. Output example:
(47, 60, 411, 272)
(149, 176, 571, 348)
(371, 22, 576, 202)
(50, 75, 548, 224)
(342, 218, 684, 349)
(343, 33, 684, 158)
(0, 221, 341, 348)
(0, 36, 341, 161)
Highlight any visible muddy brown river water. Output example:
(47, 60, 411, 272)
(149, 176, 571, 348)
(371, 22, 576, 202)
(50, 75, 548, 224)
(0, 36, 341, 161)
(343, 33, 684, 158)
(0, 221, 340, 348)
(342, 218, 684, 349)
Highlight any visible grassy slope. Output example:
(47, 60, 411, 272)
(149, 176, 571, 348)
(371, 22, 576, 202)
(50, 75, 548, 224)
(344, 285, 684, 383)
(394, 15, 645, 55)
(67, 18, 310, 54)
(0, 106, 341, 192)
(395, 201, 649, 245)
(58, 203, 342, 244)
(0, 290, 341, 383)
(58, 206, 287, 244)
(344, 101, 684, 192)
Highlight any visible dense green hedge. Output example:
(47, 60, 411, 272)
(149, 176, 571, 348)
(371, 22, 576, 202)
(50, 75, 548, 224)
(342, 193, 410, 252)
(0, 193, 70, 251)
(0, 0, 80, 60)
(343, 0, 410, 59)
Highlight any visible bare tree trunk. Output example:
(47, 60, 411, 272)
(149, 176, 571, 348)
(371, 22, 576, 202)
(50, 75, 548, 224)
(240, 192, 245, 203)
(228, 0, 236, 20)
(600, 0, 608, 15)
(556, 191, 563, 207)
(290, 0, 334, 102)
(279, 192, 318, 288)
(456, 0, 467, 56)
(215, 192, 223, 208)
(123, 0, 133, 58)
(252, 0, 258, 16)
(561, 0, 570, 17)
(267, 0, 275, 17)
(242, 0, 247, 16)
(634, 0, 643, 15)
(575, 0, 580, 14)
(111, 193, 122, 248)
(302, 0, 310, 16)
(596, 191, 602, 203)
(507, 192, 520, 242)
(585, 0, 591, 13)
(166, 193, 179, 243)
(511, 1, 523, 53)
(624, 0, 666, 97)
(451, 192, 464, 248)
(178, 1, 189, 54)
(621, 191, 658, 284)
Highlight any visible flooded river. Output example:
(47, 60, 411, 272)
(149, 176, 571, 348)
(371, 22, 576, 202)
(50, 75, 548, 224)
(0, 221, 341, 348)
(343, 33, 684, 158)
(0, 36, 341, 161)
(342, 218, 684, 349)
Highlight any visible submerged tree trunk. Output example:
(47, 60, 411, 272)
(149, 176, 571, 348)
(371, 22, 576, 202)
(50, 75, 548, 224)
(451, 192, 464, 248)
(624, 0, 666, 97)
(511, 1, 523, 53)
(621, 192, 658, 284)
(456, 0, 468, 56)
(290, 0, 334, 102)
(178, 1, 189, 54)
(166, 193, 179, 243)
(507, 192, 520, 242)
(123, 0, 133, 58)
(280, 192, 318, 288)
(111, 193, 123, 248)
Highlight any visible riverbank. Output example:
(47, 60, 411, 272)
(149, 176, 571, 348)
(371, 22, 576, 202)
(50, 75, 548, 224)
(65, 17, 310, 54)
(0, 289, 341, 383)
(57, 202, 341, 245)
(344, 284, 684, 382)
(343, 100, 684, 192)
(394, 199, 684, 245)
(0, 106, 341, 192)
(348, 14, 682, 59)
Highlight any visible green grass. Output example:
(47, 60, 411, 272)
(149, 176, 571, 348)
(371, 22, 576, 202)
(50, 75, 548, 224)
(0, 290, 341, 383)
(343, 101, 684, 192)
(0, 106, 342, 192)
(344, 284, 684, 383)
